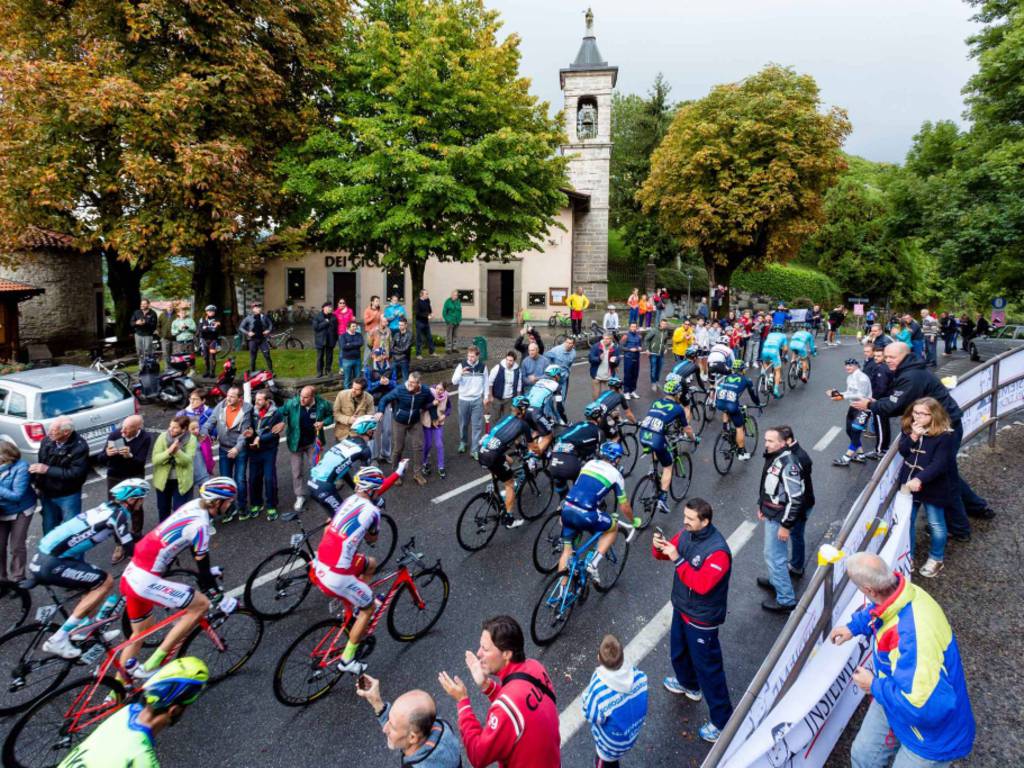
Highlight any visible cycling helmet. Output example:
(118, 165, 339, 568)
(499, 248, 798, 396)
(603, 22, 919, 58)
(142, 657, 209, 712)
(354, 466, 385, 493)
(732, 358, 745, 371)
(606, 376, 622, 390)
(351, 415, 378, 436)
(544, 365, 562, 379)
(685, 345, 699, 359)
(662, 377, 682, 396)
(199, 476, 238, 502)
(583, 402, 605, 420)
(110, 478, 151, 504)
(598, 441, 624, 464)
(511, 395, 529, 411)
(204, 305, 217, 312)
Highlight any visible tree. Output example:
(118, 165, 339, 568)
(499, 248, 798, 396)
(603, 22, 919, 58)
(610, 74, 679, 264)
(0, 0, 348, 337)
(637, 65, 851, 315)
(279, 0, 567, 301)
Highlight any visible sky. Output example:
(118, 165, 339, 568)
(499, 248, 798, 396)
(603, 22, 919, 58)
(486, 0, 981, 164)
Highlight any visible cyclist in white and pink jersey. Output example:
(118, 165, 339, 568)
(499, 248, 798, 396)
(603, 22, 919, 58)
(119, 477, 237, 681)
(312, 462, 406, 676)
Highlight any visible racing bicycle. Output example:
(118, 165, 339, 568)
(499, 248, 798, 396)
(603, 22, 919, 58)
(628, 434, 695, 530)
(786, 354, 812, 390)
(272, 539, 449, 706)
(713, 405, 761, 476)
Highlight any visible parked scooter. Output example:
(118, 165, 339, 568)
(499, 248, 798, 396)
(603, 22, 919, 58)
(132, 353, 196, 407)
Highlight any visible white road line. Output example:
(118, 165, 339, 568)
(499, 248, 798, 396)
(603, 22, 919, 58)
(812, 425, 842, 453)
(557, 519, 758, 747)
(225, 557, 306, 599)
(430, 474, 492, 504)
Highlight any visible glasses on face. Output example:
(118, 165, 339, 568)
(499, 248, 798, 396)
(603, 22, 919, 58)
(913, 411, 931, 417)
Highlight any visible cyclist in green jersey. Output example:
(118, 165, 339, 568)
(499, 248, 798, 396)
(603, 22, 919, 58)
(57, 657, 209, 768)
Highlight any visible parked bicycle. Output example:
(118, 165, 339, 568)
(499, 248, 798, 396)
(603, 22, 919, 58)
(88, 357, 131, 390)
(628, 435, 695, 530)
(713, 404, 761, 476)
(272, 539, 449, 707)
(268, 326, 305, 350)
(243, 507, 397, 620)
(553, 320, 603, 347)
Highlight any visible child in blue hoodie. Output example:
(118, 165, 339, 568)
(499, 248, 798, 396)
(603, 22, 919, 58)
(582, 634, 649, 767)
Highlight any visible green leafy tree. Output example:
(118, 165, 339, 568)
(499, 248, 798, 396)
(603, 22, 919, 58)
(280, 0, 567, 301)
(610, 74, 679, 264)
(0, 0, 347, 337)
(637, 65, 851, 315)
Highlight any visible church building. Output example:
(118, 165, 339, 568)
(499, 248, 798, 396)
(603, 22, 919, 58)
(260, 10, 616, 322)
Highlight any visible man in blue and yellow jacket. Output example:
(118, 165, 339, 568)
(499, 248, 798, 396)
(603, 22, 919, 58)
(831, 552, 974, 767)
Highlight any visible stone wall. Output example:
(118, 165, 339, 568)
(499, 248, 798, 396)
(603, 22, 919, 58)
(1, 250, 103, 352)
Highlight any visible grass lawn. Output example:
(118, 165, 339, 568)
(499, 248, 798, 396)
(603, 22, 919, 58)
(215, 345, 449, 379)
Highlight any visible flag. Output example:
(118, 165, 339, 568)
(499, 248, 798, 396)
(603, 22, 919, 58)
(312, 437, 324, 466)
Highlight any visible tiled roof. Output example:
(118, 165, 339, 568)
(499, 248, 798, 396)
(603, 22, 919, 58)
(0, 278, 44, 295)
(19, 226, 77, 251)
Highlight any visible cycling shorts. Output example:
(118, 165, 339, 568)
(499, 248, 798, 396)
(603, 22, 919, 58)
(708, 360, 729, 377)
(790, 344, 809, 359)
(600, 415, 621, 439)
(479, 449, 514, 482)
(718, 404, 745, 428)
(527, 407, 554, 436)
(639, 431, 673, 468)
(29, 553, 106, 590)
(311, 559, 373, 609)
(121, 562, 196, 622)
(560, 501, 613, 545)
(308, 481, 344, 516)
(761, 349, 782, 368)
(548, 453, 582, 484)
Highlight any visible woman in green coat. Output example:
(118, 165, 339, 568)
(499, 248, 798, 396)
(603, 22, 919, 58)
(152, 415, 196, 521)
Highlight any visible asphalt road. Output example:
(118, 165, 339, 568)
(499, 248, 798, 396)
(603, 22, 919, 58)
(2, 338, 921, 767)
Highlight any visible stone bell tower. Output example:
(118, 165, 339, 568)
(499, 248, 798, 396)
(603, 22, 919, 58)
(560, 8, 617, 303)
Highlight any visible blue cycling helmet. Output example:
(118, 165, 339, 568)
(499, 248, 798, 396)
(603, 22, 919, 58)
(142, 657, 209, 712)
(583, 402, 605, 420)
(110, 478, 150, 504)
(544, 365, 563, 379)
(511, 395, 529, 411)
(606, 376, 622, 390)
(685, 345, 699, 359)
(598, 441, 624, 464)
(351, 415, 378, 436)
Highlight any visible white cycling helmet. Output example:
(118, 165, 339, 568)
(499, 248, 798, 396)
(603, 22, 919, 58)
(199, 476, 238, 502)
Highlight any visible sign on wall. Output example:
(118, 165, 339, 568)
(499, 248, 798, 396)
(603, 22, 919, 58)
(324, 255, 349, 268)
(458, 290, 475, 304)
(549, 287, 568, 306)
(528, 292, 547, 307)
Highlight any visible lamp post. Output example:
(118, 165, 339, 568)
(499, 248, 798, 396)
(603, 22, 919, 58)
(685, 270, 693, 316)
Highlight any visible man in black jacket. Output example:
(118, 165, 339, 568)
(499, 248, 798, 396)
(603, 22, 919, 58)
(131, 299, 158, 360)
(781, 426, 813, 577)
(757, 427, 805, 613)
(239, 301, 274, 373)
(862, 344, 895, 458)
(28, 418, 90, 534)
(312, 302, 338, 378)
(852, 342, 994, 540)
(103, 415, 153, 560)
(377, 372, 438, 486)
(414, 289, 434, 356)
(391, 318, 414, 384)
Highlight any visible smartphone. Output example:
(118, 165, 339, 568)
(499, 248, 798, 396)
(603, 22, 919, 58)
(109, 438, 125, 452)
(654, 526, 664, 539)
(357, 674, 371, 691)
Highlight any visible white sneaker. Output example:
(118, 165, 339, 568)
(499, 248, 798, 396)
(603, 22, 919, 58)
(131, 664, 156, 682)
(503, 517, 526, 530)
(738, 452, 751, 461)
(42, 635, 81, 660)
(294, 496, 307, 511)
(919, 559, 944, 578)
(337, 658, 367, 676)
(586, 560, 603, 586)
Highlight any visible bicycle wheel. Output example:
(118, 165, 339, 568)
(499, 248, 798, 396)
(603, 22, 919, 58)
(548, 316, 557, 328)
(0, 624, 72, 716)
(120, 568, 200, 648)
(517, 470, 553, 521)
(0, 581, 30, 631)
(744, 413, 760, 451)
(285, 336, 304, 350)
(367, 513, 398, 570)
(713, 430, 734, 476)
(787, 362, 800, 390)
(3, 675, 125, 768)
(112, 371, 131, 390)
(628, 473, 659, 530)
(532, 511, 564, 574)
(243, 548, 312, 620)
(593, 528, 630, 594)
(179, 608, 263, 684)
(456, 492, 502, 552)
(530, 572, 576, 646)
(386, 567, 450, 642)
(272, 618, 348, 707)
(688, 397, 706, 435)
(619, 430, 640, 478)
(669, 450, 693, 501)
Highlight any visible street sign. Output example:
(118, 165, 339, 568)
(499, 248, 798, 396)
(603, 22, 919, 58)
(992, 296, 1007, 310)
(992, 309, 1006, 325)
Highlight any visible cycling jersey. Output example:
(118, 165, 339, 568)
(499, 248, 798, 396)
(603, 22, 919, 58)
(715, 373, 759, 426)
(526, 377, 559, 413)
(639, 398, 690, 467)
(593, 390, 626, 414)
(551, 422, 601, 460)
(38, 502, 133, 559)
(478, 415, 532, 454)
(761, 332, 789, 366)
(57, 703, 158, 768)
(131, 500, 211, 575)
(789, 330, 816, 357)
(669, 359, 702, 385)
(308, 436, 373, 487)
(316, 494, 381, 575)
(561, 460, 625, 542)
(706, 343, 734, 369)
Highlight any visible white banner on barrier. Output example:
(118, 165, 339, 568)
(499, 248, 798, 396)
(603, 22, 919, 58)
(720, 492, 914, 768)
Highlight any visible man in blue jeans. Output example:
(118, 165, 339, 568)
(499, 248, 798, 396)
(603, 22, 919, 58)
(29, 418, 90, 534)
(339, 320, 364, 388)
(756, 427, 806, 613)
(245, 389, 283, 521)
(201, 386, 252, 521)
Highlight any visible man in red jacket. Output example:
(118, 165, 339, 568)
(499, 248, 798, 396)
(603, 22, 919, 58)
(439, 615, 560, 767)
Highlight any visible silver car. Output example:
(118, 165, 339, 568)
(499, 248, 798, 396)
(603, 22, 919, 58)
(969, 324, 1024, 362)
(0, 365, 137, 464)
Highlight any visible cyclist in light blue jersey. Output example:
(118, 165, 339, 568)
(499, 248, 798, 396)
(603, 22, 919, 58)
(788, 329, 817, 383)
(760, 331, 790, 398)
(307, 416, 378, 516)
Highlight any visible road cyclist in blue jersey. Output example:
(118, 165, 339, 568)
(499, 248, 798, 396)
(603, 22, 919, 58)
(29, 478, 151, 659)
(548, 404, 604, 500)
(670, 346, 708, 425)
(788, 328, 817, 383)
(589, 376, 637, 444)
(638, 377, 698, 514)
(307, 415, 381, 517)
(714, 359, 762, 461)
(477, 396, 536, 529)
(760, 329, 790, 398)
(525, 365, 566, 457)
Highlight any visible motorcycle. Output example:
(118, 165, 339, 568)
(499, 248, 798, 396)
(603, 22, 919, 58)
(206, 357, 278, 404)
(132, 353, 196, 407)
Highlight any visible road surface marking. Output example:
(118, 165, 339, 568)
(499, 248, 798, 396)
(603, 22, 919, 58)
(225, 557, 306, 599)
(431, 474, 492, 504)
(812, 426, 842, 453)
(557, 519, 758, 747)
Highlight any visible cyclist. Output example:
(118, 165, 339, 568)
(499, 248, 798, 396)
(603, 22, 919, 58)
(548, 403, 603, 500)
(30, 478, 150, 659)
(57, 657, 209, 768)
(706, 340, 735, 380)
(307, 415, 380, 516)
(478, 395, 535, 529)
(714, 358, 762, 461)
(311, 465, 404, 676)
(119, 477, 236, 681)
(760, 328, 790, 398)
(557, 442, 633, 587)
(788, 327, 817, 383)
(590, 376, 637, 443)
(669, 346, 707, 424)
(524, 365, 564, 456)
(638, 377, 697, 513)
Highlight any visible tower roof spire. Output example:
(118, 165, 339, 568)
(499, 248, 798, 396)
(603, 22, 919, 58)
(561, 7, 618, 87)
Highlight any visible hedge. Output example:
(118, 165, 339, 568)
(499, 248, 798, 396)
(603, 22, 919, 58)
(731, 263, 840, 306)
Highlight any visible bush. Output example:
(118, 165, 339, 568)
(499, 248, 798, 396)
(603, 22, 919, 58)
(732, 264, 839, 306)
(656, 267, 709, 295)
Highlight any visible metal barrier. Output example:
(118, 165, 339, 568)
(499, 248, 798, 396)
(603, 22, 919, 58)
(702, 345, 1024, 767)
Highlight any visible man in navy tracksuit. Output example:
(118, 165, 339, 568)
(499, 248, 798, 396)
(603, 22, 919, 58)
(652, 497, 733, 744)
(377, 372, 437, 486)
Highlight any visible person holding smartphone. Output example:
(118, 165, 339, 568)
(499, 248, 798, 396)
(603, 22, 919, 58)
(103, 415, 152, 561)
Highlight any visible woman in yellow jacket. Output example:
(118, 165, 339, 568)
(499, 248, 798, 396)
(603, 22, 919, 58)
(672, 321, 695, 360)
(567, 287, 590, 336)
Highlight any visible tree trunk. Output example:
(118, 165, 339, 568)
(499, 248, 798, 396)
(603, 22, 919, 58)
(105, 250, 144, 343)
(193, 243, 235, 332)
(704, 256, 738, 318)
(408, 258, 426, 314)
